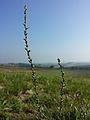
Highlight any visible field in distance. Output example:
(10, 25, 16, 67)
(0, 66, 90, 119)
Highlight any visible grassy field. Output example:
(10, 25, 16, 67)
(0, 67, 90, 120)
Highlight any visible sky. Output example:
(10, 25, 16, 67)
(0, 0, 90, 63)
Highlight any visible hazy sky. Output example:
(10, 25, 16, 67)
(0, 0, 90, 63)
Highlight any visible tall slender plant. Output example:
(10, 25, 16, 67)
(23, 4, 41, 119)
(57, 58, 65, 119)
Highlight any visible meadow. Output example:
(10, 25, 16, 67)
(0, 66, 90, 120)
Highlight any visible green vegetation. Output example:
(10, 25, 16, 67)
(0, 4, 90, 120)
(23, 4, 41, 119)
(22, 10, 90, 118)
(0, 68, 90, 119)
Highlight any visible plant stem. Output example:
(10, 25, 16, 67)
(57, 58, 65, 119)
(23, 4, 41, 119)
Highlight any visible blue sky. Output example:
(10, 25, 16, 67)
(0, 0, 90, 63)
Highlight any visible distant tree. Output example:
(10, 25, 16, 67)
(49, 65, 54, 68)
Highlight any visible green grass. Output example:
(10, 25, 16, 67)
(0, 68, 90, 119)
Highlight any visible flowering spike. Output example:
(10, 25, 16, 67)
(23, 4, 41, 118)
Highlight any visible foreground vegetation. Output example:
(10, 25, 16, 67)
(0, 67, 90, 120)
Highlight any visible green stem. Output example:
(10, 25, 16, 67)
(23, 4, 41, 119)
